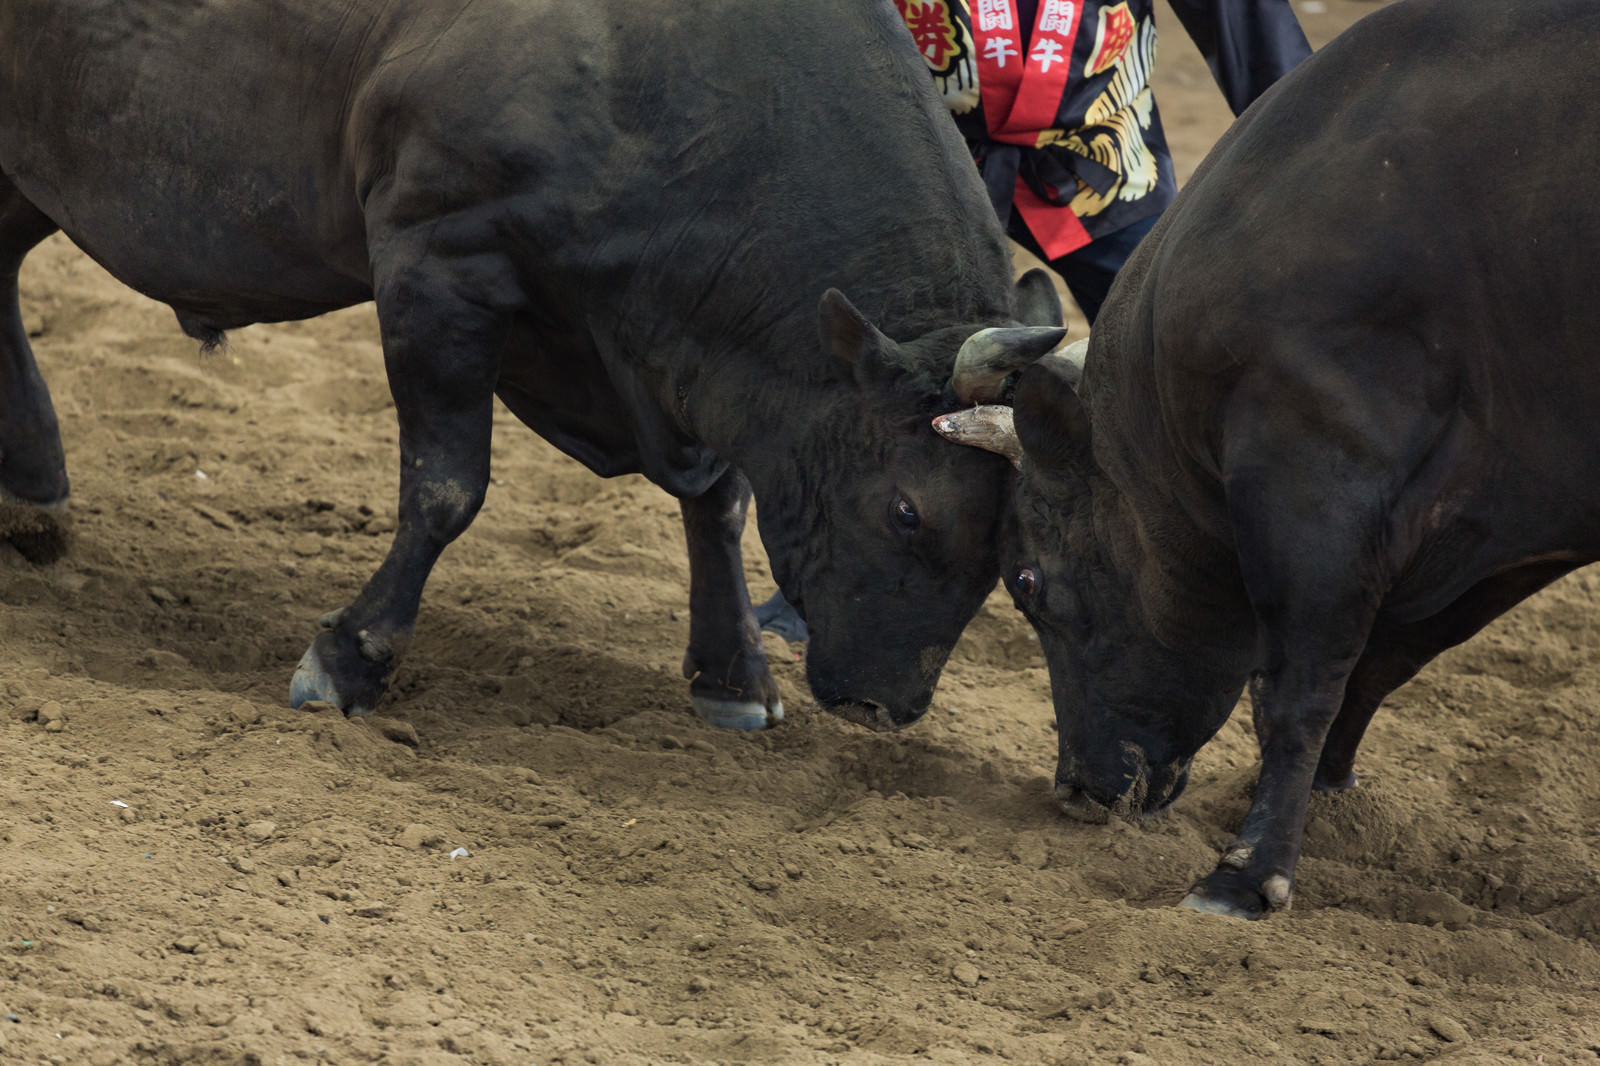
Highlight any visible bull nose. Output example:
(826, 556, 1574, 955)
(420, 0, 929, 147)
(1054, 753, 1193, 823)
(824, 698, 924, 733)
(1155, 761, 1192, 808)
(1052, 780, 1112, 824)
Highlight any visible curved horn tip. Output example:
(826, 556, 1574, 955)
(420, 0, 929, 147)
(932, 405, 1023, 468)
(1059, 336, 1089, 366)
(950, 326, 1069, 406)
(1038, 334, 1089, 390)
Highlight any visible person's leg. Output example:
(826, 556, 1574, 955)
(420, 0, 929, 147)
(754, 588, 809, 642)
(1046, 214, 1159, 326)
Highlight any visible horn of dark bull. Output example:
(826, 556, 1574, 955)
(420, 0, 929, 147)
(931, 405, 1022, 467)
(949, 326, 1068, 405)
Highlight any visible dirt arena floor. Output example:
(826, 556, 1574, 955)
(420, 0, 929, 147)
(5, 3, 1600, 1063)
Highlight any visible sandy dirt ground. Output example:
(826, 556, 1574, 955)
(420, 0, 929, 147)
(5, 3, 1600, 1063)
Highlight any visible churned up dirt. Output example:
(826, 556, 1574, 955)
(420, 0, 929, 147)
(3, 3, 1598, 1063)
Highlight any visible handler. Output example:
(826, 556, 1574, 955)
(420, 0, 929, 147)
(897, 0, 1311, 324)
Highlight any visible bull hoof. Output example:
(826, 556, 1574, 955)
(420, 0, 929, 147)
(1178, 891, 1261, 919)
(289, 631, 378, 716)
(0, 497, 71, 564)
(1178, 866, 1292, 920)
(1313, 769, 1358, 792)
(693, 696, 784, 731)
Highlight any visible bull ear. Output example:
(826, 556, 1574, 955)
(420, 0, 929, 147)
(1014, 268, 1064, 328)
(1014, 355, 1091, 473)
(819, 288, 909, 384)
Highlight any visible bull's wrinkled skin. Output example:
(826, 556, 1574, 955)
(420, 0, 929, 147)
(0, 0, 1054, 728)
(1002, 0, 1600, 917)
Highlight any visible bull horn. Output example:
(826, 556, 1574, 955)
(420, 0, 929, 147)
(1050, 336, 1089, 391)
(949, 326, 1067, 405)
(931, 404, 1022, 468)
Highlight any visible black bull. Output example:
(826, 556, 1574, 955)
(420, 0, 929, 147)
(0, 1, 1065, 728)
(939, 0, 1600, 917)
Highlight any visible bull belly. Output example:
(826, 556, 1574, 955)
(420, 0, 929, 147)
(1384, 536, 1599, 626)
(38, 198, 373, 334)
(495, 330, 725, 498)
(162, 282, 374, 336)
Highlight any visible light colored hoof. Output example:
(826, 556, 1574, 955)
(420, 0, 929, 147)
(289, 644, 368, 716)
(1178, 892, 1255, 919)
(0, 490, 69, 514)
(693, 697, 784, 731)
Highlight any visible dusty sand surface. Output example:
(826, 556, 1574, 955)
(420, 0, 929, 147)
(5, 3, 1600, 1063)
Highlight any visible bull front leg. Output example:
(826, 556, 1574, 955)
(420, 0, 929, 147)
(1181, 659, 1355, 919)
(1180, 448, 1381, 918)
(290, 242, 506, 714)
(679, 466, 784, 729)
(0, 181, 71, 562)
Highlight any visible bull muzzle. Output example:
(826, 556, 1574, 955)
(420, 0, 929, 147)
(1053, 749, 1192, 823)
(824, 698, 925, 733)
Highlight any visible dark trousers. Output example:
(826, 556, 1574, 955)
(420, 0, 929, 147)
(1011, 212, 1160, 326)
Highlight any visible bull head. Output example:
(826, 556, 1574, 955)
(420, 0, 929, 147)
(934, 336, 1090, 463)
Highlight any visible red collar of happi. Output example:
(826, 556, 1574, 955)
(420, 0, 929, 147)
(971, 0, 1085, 147)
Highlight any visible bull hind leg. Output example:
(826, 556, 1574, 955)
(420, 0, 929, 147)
(290, 239, 503, 713)
(1314, 559, 1581, 791)
(0, 179, 71, 562)
(679, 467, 784, 729)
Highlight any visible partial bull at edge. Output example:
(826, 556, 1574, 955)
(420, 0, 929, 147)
(938, 0, 1600, 919)
(0, 0, 1062, 733)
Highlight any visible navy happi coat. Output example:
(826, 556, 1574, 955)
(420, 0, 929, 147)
(894, 0, 1310, 254)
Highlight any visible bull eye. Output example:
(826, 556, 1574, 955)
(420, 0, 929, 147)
(1012, 567, 1039, 599)
(891, 494, 920, 533)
